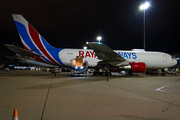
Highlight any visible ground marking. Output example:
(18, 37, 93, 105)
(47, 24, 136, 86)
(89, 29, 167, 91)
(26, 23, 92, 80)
(156, 79, 180, 93)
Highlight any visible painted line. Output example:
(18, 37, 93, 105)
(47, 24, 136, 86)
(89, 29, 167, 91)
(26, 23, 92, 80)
(156, 80, 180, 93)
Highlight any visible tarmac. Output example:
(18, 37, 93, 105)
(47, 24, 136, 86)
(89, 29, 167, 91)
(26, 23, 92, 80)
(0, 70, 180, 120)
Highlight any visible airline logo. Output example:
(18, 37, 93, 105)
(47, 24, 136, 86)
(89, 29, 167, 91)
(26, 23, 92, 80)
(79, 51, 97, 58)
(79, 51, 137, 59)
(118, 52, 137, 59)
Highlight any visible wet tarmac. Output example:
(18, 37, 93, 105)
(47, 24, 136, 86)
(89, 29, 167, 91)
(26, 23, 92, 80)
(0, 70, 180, 120)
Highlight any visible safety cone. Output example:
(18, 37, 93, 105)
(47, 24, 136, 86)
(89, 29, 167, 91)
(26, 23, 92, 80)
(12, 109, 18, 120)
(107, 76, 109, 81)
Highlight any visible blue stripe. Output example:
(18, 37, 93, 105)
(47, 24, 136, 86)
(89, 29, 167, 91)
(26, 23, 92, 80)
(14, 21, 42, 54)
(40, 36, 66, 67)
(14, 21, 54, 65)
(14, 21, 66, 67)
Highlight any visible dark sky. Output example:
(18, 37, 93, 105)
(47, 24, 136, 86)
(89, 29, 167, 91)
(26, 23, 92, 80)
(0, 0, 180, 63)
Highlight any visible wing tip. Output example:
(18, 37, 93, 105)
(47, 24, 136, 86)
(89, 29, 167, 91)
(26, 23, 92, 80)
(88, 42, 103, 45)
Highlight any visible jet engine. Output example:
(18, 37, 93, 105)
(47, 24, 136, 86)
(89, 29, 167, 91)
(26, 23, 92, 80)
(119, 62, 146, 73)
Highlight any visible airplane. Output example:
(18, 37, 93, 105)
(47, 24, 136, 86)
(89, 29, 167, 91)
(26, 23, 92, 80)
(5, 14, 177, 75)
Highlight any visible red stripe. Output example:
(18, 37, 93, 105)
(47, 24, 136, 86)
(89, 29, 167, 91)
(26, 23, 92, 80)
(23, 39, 50, 64)
(23, 44, 29, 51)
(28, 23, 60, 66)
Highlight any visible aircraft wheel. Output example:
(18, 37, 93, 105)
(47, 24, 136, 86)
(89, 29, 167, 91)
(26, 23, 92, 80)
(93, 72, 97, 76)
(161, 72, 166, 76)
(102, 72, 106, 76)
(107, 72, 111, 76)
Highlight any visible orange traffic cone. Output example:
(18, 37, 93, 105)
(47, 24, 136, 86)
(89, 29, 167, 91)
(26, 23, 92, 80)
(12, 109, 18, 120)
(107, 76, 109, 81)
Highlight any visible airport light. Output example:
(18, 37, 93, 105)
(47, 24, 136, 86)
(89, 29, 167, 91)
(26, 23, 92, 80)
(97, 36, 102, 44)
(140, 2, 150, 10)
(83, 46, 87, 50)
(139, 2, 150, 50)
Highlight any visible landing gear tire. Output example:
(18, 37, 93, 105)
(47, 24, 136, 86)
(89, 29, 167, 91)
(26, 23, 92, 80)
(161, 72, 166, 76)
(107, 72, 111, 76)
(102, 72, 106, 76)
(161, 69, 166, 76)
(93, 72, 97, 76)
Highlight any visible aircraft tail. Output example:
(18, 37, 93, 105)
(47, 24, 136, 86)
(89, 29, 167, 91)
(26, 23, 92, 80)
(12, 14, 65, 67)
(12, 14, 55, 52)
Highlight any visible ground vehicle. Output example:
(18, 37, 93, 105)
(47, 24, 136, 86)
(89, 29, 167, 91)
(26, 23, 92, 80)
(166, 71, 175, 74)
(5, 68, 9, 71)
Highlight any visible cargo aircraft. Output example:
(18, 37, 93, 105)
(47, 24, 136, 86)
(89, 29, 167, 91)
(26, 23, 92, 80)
(5, 14, 177, 75)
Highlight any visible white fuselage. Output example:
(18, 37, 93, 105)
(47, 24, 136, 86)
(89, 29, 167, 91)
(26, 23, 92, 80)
(11, 14, 177, 70)
(59, 49, 177, 69)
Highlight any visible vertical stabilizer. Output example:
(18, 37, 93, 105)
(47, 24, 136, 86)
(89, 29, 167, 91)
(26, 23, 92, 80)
(12, 14, 65, 67)
(12, 14, 55, 52)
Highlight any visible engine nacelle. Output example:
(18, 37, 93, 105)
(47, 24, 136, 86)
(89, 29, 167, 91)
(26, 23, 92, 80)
(119, 62, 146, 73)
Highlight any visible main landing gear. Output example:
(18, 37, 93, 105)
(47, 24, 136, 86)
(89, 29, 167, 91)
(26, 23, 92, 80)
(93, 70, 112, 76)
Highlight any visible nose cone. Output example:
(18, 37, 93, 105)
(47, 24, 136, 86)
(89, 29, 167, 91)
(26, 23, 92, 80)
(173, 59, 177, 66)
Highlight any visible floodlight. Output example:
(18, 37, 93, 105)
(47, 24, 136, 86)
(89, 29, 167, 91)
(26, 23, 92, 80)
(140, 2, 150, 10)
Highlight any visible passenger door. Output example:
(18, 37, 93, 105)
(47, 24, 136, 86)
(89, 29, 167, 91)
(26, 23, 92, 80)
(163, 55, 167, 62)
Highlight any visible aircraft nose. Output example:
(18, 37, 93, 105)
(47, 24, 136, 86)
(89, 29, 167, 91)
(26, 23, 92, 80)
(173, 59, 177, 65)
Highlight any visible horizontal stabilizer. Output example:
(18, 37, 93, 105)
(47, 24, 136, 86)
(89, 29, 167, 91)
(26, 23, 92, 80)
(6, 55, 58, 68)
(4, 44, 43, 57)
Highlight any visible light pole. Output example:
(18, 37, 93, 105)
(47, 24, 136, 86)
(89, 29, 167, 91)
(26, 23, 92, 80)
(140, 2, 150, 50)
(97, 36, 102, 44)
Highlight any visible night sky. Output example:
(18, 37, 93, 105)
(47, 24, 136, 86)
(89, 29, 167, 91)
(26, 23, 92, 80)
(0, 0, 180, 63)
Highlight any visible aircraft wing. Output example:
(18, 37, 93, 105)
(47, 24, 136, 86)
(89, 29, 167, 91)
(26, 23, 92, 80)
(4, 44, 43, 57)
(88, 42, 129, 66)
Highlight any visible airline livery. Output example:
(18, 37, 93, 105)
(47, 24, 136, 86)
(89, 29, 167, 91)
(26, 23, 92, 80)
(5, 14, 177, 75)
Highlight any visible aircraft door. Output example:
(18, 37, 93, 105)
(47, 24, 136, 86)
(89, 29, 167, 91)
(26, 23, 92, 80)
(163, 55, 167, 62)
